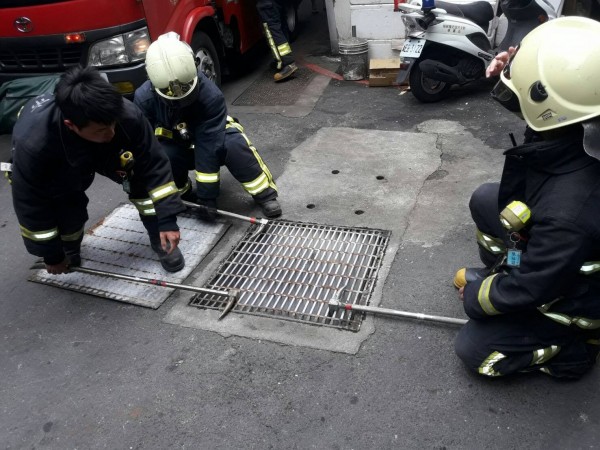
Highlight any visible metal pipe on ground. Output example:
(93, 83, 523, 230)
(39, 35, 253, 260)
(328, 298, 467, 326)
(182, 200, 270, 238)
(30, 263, 239, 320)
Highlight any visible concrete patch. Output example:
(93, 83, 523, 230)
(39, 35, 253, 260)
(165, 127, 440, 353)
(30, 204, 229, 309)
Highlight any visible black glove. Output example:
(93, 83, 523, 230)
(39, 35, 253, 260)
(195, 198, 218, 222)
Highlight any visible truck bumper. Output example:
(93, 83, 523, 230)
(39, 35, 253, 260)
(0, 62, 147, 97)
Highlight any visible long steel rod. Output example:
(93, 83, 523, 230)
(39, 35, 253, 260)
(329, 299, 467, 326)
(32, 264, 233, 298)
(182, 200, 268, 226)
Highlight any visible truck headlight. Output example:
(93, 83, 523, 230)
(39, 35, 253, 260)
(88, 27, 150, 67)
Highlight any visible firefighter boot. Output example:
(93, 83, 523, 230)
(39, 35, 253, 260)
(65, 251, 81, 267)
(194, 198, 218, 222)
(258, 199, 282, 218)
(274, 63, 298, 82)
(63, 239, 82, 267)
(453, 267, 489, 289)
(150, 236, 185, 273)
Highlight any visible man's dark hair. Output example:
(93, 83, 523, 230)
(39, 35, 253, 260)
(54, 65, 124, 128)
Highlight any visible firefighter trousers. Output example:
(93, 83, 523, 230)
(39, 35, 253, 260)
(455, 182, 600, 379)
(256, 0, 294, 68)
(162, 126, 278, 204)
(45, 177, 163, 263)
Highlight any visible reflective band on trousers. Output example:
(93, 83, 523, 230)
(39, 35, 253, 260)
(243, 173, 270, 195)
(477, 273, 501, 316)
(20, 225, 59, 242)
(580, 261, 600, 275)
(231, 122, 278, 195)
(226, 116, 244, 133)
(478, 351, 506, 376)
(195, 171, 219, 183)
(538, 307, 600, 330)
(262, 23, 282, 68)
(61, 227, 84, 242)
(476, 229, 505, 255)
(277, 42, 292, 56)
(130, 198, 156, 216)
(530, 345, 560, 366)
(149, 182, 178, 202)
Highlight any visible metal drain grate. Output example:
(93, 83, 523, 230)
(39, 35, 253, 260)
(232, 66, 316, 106)
(190, 220, 391, 331)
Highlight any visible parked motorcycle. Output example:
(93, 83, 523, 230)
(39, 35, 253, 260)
(396, 0, 557, 102)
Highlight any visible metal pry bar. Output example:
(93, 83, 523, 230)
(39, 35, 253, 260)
(218, 289, 240, 320)
(182, 199, 269, 239)
(30, 263, 234, 302)
(327, 287, 467, 326)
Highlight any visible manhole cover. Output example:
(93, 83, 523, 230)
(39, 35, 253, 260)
(232, 66, 316, 106)
(190, 220, 391, 331)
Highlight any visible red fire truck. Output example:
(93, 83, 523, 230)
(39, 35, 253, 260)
(0, 0, 301, 93)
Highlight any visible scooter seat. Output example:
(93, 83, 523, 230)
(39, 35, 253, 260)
(436, 1, 495, 31)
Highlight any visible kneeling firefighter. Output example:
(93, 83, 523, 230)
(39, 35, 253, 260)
(134, 33, 282, 220)
(453, 17, 600, 379)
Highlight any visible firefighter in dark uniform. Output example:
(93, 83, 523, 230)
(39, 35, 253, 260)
(453, 17, 600, 379)
(133, 33, 282, 219)
(256, 0, 298, 82)
(10, 66, 186, 274)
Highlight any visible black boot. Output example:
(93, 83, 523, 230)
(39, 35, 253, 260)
(257, 199, 282, 218)
(63, 242, 82, 267)
(65, 251, 81, 267)
(149, 236, 185, 273)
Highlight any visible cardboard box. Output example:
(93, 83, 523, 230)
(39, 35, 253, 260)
(369, 58, 401, 87)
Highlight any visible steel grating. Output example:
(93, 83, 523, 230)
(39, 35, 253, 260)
(190, 220, 391, 331)
(232, 66, 316, 106)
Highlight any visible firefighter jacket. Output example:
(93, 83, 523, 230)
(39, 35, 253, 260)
(133, 70, 228, 200)
(463, 132, 600, 331)
(11, 94, 184, 264)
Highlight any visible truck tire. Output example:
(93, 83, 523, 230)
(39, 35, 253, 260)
(408, 61, 451, 103)
(191, 31, 222, 87)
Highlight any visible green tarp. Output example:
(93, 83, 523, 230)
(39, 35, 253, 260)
(0, 75, 60, 135)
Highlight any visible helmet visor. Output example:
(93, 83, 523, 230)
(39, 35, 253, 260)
(157, 79, 195, 99)
(491, 79, 521, 113)
(155, 77, 199, 109)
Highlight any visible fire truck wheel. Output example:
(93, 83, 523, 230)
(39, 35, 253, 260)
(191, 31, 222, 87)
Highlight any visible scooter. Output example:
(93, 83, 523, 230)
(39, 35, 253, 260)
(395, 0, 557, 102)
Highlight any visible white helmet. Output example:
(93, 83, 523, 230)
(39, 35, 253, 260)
(145, 32, 199, 106)
(491, 17, 600, 158)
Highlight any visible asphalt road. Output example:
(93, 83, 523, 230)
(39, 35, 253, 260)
(2, 6, 599, 450)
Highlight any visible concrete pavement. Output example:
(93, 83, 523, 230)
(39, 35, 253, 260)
(1, 4, 600, 450)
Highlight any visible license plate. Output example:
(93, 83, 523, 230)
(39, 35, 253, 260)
(400, 38, 425, 58)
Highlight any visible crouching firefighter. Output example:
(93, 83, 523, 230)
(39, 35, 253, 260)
(10, 66, 186, 274)
(134, 33, 282, 221)
(453, 17, 600, 379)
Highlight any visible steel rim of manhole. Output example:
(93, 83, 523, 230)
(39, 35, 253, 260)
(190, 220, 390, 331)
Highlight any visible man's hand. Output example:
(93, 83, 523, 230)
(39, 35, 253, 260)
(45, 257, 71, 275)
(486, 46, 517, 78)
(160, 230, 181, 254)
(458, 287, 465, 302)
